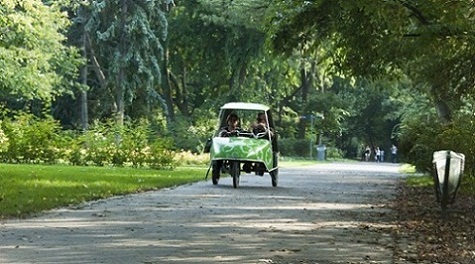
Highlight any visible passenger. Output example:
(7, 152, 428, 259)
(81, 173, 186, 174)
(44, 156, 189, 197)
(243, 112, 273, 174)
(219, 113, 241, 137)
(250, 112, 273, 138)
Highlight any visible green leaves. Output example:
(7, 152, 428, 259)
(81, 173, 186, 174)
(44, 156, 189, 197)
(83, 0, 167, 124)
(266, 0, 475, 125)
(0, 0, 81, 101)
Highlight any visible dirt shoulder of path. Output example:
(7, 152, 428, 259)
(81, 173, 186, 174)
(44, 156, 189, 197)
(391, 179, 475, 264)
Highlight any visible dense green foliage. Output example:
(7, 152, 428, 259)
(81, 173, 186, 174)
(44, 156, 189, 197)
(0, 0, 81, 102)
(265, 0, 475, 173)
(0, 110, 176, 169)
(83, 0, 168, 125)
(399, 112, 475, 176)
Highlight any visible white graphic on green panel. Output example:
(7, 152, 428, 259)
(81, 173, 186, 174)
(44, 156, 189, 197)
(211, 137, 273, 170)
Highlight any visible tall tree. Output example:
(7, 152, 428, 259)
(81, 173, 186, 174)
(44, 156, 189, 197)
(0, 0, 81, 103)
(84, 0, 167, 125)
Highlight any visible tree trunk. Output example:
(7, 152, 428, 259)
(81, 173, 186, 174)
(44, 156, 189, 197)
(180, 66, 190, 116)
(228, 59, 247, 102)
(169, 67, 190, 118)
(434, 99, 452, 124)
(115, 0, 128, 126)
(228, 68, 239, 101)
(431, 86, 452, 124)
(162, 41, 175, 121)
(116, 73, 125, 126)
(297, 68, 310, 139)
(80, 28, 88, 131)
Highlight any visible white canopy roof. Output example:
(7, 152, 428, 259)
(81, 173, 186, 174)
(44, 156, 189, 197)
(220, 102, 270, 111)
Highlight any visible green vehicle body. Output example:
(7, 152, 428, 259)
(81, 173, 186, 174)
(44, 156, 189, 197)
(208, 102, 279, 188)
(211, 137, 274, 172)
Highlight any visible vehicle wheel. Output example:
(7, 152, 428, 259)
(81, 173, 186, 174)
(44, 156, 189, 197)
(231, 161, 240, 188)
(211, 162, 220, 185)
(256, 163, 265, 176)
(212, 169, 219, 185)
(270, 169, 278, 187)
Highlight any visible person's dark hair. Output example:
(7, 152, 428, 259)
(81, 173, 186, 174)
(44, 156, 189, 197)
(256, 112, 265, 122)
(227, 113, 239, 123)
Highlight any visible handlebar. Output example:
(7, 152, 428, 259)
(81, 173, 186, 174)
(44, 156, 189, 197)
(236, 130, 269, 139)
(220, 129, 270, 139)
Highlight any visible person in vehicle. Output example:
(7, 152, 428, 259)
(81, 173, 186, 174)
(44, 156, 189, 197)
(213, 113, 241, 179)
(219, 113, 241, 137)
(250, 112, 273, 138)
(243, 112, 273, 174)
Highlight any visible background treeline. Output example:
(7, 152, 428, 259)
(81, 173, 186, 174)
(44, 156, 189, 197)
(1, 0, 474, 176)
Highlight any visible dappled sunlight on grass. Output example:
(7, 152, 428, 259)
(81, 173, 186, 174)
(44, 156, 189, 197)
(0, 163, 206, 219)
(400, 163, 417, 174)
(405, 174, 433, 187)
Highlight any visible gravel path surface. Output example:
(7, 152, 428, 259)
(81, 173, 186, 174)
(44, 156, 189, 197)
(1, 162, 402, 264)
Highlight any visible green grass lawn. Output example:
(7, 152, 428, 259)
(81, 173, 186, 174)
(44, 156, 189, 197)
(0, 164, 207, 219)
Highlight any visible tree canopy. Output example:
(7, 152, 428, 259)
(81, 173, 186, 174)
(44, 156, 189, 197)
(0, 0, 81, 102)
(266, 0, 475, 123)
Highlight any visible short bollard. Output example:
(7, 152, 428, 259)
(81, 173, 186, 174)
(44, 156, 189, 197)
(432, 150, 465, 211)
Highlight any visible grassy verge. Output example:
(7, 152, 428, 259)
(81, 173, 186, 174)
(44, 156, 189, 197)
(401, 163, 475, 196)
(0, 164, 207, 219)
(400, 164, 434, 187)
(279, 157, 353, 167)
(279, 159, 322, 167)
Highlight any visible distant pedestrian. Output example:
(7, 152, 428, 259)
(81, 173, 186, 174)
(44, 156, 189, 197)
(380, 149, 385, 162)
(374, 146, 381, 162)
(364, 145, 371, 161)
(391, 145, 398, 163)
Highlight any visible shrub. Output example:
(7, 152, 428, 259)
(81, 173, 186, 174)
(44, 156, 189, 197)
(168, 116, 216, 153)
(399, 114, 475, 176)
(326, 146, 344, 160)
(147, 138, 176, 170)
(69, 120, 177, 169)
(68, 133, 88, 166)
(112, 121, 151, 167)
(173, 150, 210, 166)
(279, 138, 311, 157)
(0, 122, 9, 160)
(0, 112, 64, 163)
(80, 122, 116, 166)
(0, 110, 198, 171)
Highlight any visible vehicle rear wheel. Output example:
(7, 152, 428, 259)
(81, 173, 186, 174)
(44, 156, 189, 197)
(271, 152, 279, 187)
(231, 161, 240, 188)
(270, 169, 278, 187)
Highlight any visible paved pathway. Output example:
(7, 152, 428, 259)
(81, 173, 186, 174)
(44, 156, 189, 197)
(0, 162, 402, 264)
